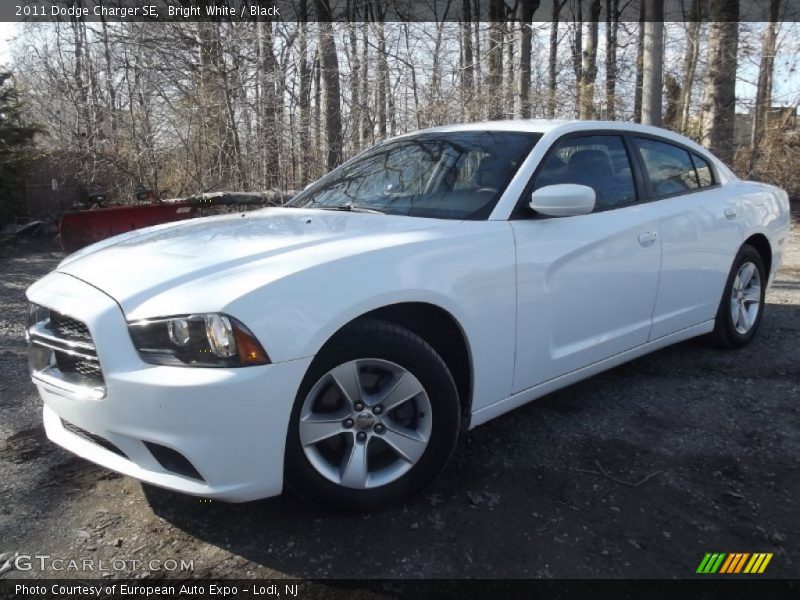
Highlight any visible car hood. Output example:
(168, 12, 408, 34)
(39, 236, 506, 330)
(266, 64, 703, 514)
(56, 208, 457, 317)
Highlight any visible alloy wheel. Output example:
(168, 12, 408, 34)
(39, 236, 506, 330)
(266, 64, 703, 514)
(298, 358, 432, 489)
(730, 261, 762, 335)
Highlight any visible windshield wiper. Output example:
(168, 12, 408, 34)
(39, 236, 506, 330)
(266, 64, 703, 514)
(314, 204, 385, 215)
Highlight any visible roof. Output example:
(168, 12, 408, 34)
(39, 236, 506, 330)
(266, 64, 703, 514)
(388, 119, 738, 182)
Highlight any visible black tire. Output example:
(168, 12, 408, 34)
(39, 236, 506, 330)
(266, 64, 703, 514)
(285, 318, 461, 511)
(708, 244, 767, 349)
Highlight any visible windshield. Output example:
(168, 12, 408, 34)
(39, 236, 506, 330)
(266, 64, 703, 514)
(287, 131, 541, 220)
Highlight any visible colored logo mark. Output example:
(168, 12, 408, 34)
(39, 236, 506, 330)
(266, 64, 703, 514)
(696, 552, 773, 574)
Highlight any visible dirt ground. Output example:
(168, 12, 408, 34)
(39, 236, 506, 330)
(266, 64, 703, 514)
(0, 210, 798, 581)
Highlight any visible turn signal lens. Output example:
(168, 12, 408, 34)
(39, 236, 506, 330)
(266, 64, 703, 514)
(233, 324, 270, 365)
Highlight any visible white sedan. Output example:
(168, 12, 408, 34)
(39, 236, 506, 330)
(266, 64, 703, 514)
(26, 120, 791, 510)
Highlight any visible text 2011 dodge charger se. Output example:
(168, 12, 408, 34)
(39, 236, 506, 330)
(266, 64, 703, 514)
(26, 121, 790, 510)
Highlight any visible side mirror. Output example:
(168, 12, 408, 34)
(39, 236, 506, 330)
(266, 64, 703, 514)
(530, 184, 595, 217)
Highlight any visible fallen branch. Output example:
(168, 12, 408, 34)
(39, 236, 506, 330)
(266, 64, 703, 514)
(577, 459, 664, 488)
(161, 190, 295, 207)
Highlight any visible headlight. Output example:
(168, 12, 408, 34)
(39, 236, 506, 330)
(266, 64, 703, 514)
(128, 313, 270, 367)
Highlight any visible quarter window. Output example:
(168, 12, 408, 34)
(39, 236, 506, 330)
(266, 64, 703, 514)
(691, 152, 715, 187)
(634, 137, 701, 196)
(533, 135, 637, 211)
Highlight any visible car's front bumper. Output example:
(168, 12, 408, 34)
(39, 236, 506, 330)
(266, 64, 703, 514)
(27, 272, 312, 502)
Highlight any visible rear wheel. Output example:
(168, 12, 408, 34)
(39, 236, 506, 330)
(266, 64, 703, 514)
(708, 244, 766, 349)
(285, 319, 460, 511)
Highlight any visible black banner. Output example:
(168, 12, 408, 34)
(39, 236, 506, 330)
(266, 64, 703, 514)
(1, 579, 800, 600)
(2, 0, 799, 23)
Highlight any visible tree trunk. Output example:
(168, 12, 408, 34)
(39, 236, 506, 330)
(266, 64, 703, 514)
(641, 0, 663, 126)
(403, 23, 421, 129)
(347, 3, 361, 154)
(360, 21, 371, 147)
(314, 0, 343, 169)
(486, 0, 505, 120)
(460, 0, 474, 118)
(257, 19, 278, 187)
(677, 0, 701, 134)
(633, 2, 645, 123)
(376, 19, 388, 138)
(750, 0, 780, 173)
(505, 22, 515, 117)
(198, 21, 234, 187)
(312, 49, 322, 174)
(571, 0, 583, 117)
(579, 0, 600, 119)
(298, 1, 311, 184)
(100, 16, 117, 136)
(473, 0, 482, 102)
(547, 1, 563, 118)
(516, 1, 540, 118)
(701, 0, 739, 165)
(604, 0, 619, 120)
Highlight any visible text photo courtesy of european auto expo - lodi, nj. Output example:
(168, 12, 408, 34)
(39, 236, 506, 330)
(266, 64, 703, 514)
(0, 0, 799, 599)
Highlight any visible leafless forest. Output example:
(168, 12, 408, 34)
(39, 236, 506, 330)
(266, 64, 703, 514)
(6, 0, 800, 203)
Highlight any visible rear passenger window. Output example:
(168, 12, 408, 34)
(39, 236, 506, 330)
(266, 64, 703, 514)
(691, 153, 714, 187)
(634, 137, 699, 196)
(534, 135, 637, 211)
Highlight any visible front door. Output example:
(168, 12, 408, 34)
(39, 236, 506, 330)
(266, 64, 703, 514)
(511, 134, 662, 393)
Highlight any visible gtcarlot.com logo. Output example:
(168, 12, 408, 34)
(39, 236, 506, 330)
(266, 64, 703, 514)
(696, 552, 773, 574)
(11, 554, 194, 573)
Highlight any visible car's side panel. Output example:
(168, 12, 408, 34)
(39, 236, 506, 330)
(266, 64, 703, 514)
(646, 185, 744, 340)
(510, 204, 662, 393)
(471, 319, 715, 428)
(225, 221, 518, 413)
(733, 181, 791, 284)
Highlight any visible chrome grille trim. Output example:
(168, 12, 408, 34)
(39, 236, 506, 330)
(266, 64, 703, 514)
(27, 305, 106, 397)
(28, 323, 98, 357)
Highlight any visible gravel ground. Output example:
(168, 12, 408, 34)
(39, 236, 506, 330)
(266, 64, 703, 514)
(0, 210, 798, 581)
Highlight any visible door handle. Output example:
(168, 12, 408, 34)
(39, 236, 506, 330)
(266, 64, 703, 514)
(724, 206, 738, 220)
(638, 231, 658, 247)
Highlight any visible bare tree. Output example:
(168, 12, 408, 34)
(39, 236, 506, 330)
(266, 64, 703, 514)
(677, 0, 702, 133)
(701, 0, 740, 165)
(750, 0, 781, 173)
(604, 0, 620, 120)
(641, 0, 664, 126)
(548, 0, 567, 118)
(633, 1, 645, 122)
(570, 0, 583, 116)
(314, 0, 343, 169)
(346, 2, 361, 154)
(487, 0, 506, 120)
(257, 20, 278, 187)
(579, 0, 601, 119)
(297, 1, 311, 184)
(460, 0, 475, 117)
(12, 5, 797, 203)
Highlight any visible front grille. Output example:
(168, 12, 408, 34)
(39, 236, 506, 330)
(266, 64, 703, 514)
(49, 312, 92, 343)
(28, 305, 105, 395)
(62, 419, 127, 458)
(56, 352, 103, 378)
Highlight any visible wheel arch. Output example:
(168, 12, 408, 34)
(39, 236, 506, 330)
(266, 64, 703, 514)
(322, 302, 474, 432)
(743, 233, 772, 278)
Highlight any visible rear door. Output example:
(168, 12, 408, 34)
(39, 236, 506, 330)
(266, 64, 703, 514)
(510, 133, 662, 393)
(630, 136, 743, 340)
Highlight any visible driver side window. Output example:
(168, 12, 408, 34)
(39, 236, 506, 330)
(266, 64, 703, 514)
(534, 135, 637, 212)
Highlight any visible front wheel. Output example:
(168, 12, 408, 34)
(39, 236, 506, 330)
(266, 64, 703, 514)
(708, 244, 767, 349)
(285, 319, 461, 511)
